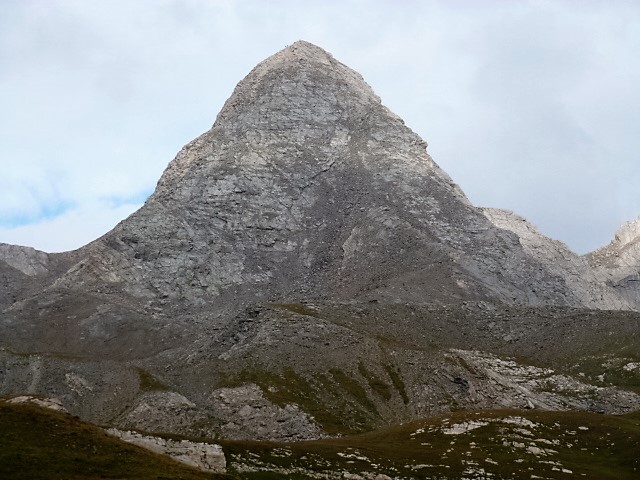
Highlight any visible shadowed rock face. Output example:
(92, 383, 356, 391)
(1, 41, 640, 441)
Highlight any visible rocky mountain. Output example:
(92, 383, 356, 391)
(587, 218, 640, 309)
(1, 41, 639, 448)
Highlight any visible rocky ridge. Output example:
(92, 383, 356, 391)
(0, 243, 50, 276)
(482, 208, 632, 310)
(587, 218, 640, 309)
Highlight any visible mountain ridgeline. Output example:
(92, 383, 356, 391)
(1, 42, 640, 444)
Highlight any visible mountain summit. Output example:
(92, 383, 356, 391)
(1, 42, 639, 442)
(35, 41, 629, 311)
(155, 40, 386, 193)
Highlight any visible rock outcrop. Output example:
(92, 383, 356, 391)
(482, 208, 631, 310)
(0, 243, 50, 276)
(106, 428, 226, 473)
(587, 218, 640, 309)
(6, 395, 67, 412)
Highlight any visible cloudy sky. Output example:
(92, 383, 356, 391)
(1, 0, 639, 254)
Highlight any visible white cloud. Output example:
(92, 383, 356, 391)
(1, 0, 639, 253)
(0, 199, 143, 253)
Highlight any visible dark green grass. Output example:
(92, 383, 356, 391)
(357, 362, 392, 401)
(137, 367, 171, 392)
(3, 401, 639, 479)
(382, 363, 409, 404)
(221, 409, 640, 479)
(0, 403, 233, 480)
(563, 353, 640, 394)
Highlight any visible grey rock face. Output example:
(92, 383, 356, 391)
(6, 395, 67, 412)
(0, 244, 50, 308)
(209, 384, 323, 441)
(482, 208, 631, 310)
(115, 391, 212, 435)
(587, 218, 640, 309)
(39, 41, 617, 312)
(0, 243, 49, 276)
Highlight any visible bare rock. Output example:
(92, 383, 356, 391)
(106, 428, 226, 473)
(209, 384, 323, 441)
(5, 395, 67, 412)
(35, 41, 621, 314)
(587, 218, 640, 309)
(0, 243, 49, 276)
(115, 391, 211, 435)
(482, 208, 631, 310)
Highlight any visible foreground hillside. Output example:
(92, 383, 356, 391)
(2, 401, 639, 479)
(0, 402, 230, 480)
(223, 408, 640, 479)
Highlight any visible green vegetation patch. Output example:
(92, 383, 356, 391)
(328, 368, 379, 416)
(357, 362, 392, 401)
(564, 354, 640, 394)
(219, 367, 380, 435)
(383, 363, 409, 404)
(222, 408, 640, 480)
(136, 367, 171, 392)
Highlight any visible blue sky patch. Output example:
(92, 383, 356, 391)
(0, 201, 76, 228)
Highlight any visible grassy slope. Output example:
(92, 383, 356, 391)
(222, 409, 640, 479)
(0, 403, 233, 480)
(2, 401, 639, 479)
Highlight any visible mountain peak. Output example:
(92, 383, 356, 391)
(58, 41, 634, 313)
(211, 40, 382, 130)
(4, 41, 640, 454)
(281, 40, 335, 60)
(154, 41, 397, 195)
(614, 218, 640, 247)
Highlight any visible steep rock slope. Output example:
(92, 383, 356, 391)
(0, 243, 50, 276)
(587, 219, 640, 309)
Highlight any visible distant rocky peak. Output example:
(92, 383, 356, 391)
(0, 243, 49, 276)
(585, 217, 640, 311)
(587, 217, 640, 262)
(613, 218, 640, 248)
(481, 208, 632, 310)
